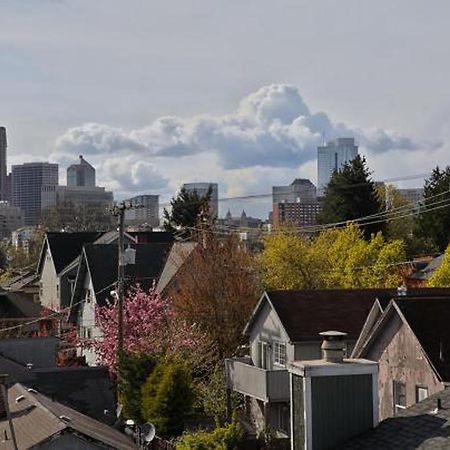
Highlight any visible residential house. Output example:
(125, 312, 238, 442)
(37, 231, 137, 311)
(225, 289, 397, 435)
(353, 294, 450, 420)
(403, 254, 444, 288)
(0, 382, 136, 449)
(1, 269, 40, 303)
(340, 386, 450, 449)
(69, 242, 173, 365)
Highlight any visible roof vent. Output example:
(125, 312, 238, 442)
(59, 415, 71, 422)
(15, 395, 26, 403)
(397, 285, 407, 296)
(319, 331, 347, 363)
(26, 363, 33, 370)
(27, 388, 38, 394)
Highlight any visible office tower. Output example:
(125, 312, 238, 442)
(273, 178, 317, 204)
(272, 178, 321, 229)
(0, 127, 7, 200)
(12, 163, 59, 225)
(399, 188, 424, 206)
(67, 155, 96, 187)
(317, 138, 358, 196)
(182, 182, 219, 217)
(0, 202, 24, 239)
(124, 194, 160, 228)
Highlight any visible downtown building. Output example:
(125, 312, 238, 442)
(0, 127, 7, 201)
(272, 178, 322, 229)
(12, 162, 59, 226)
(182, 182, 219, 218)
(124, 194, 160, 228)
(317, 137, 358, 196)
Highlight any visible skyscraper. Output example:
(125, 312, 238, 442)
(317, 138, 358, 196)
(12, 163, 59, 225)
(124, 194, 160, 228)
(67, 155, 95, 187)
(182, 182, 219, 218)
(0, 127, 7, 201)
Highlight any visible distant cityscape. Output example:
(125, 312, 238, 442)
(0, 127, 424, 242)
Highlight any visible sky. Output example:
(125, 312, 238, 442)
(1, 0, 450, 218)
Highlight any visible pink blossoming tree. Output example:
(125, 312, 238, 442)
(86, 284, 196, 374)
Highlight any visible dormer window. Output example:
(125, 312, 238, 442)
(274, 342, 287, 367)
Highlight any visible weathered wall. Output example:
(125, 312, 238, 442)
(366, 315, 444, 420)
(39, 248, 59, 310)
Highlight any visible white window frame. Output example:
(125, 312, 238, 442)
(416, 386, 428, 403)
(258, 341, 269, 369)
(393, 380, 406, 414)
(273, 342, 287, 367)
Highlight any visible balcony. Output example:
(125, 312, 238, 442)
(225, 357, 290, 402)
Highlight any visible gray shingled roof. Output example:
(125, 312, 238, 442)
(340, 387, 450, 449)
(0, 383, 136, 449)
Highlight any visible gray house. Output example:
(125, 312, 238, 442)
(352, 294, 450, 420)
(225, 289, 392, 435)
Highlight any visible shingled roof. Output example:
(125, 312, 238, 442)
(40, 232, 102, 274)
(0, 383, 135, 449)
(340, 387, 450, 449)
(245, 288, 450, 342)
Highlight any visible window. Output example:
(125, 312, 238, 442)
(273, 342, 287, 367)
(393, 381, 406, 414)
(277, 403, 290, 434)
(416, 386, 428, 403)
(258, 341, 269, 369)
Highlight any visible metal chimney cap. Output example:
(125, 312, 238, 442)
(319, 331, 348, 339)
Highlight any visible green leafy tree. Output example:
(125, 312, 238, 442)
(318, 155, 383, 239)
(118, 353, 156, 422)
(416, 166, 450, 252)
(141, 359, 194, 438)
(163, 187, 212, 238)
(428, 245, 450, 287)
(261, 224, 405, 289)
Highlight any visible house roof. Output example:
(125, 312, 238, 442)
(30, 366, 116, 425)
(0, 292, 41, 318)
(245, 288, 450, 342)
(408, 254, 444, 281)
(395, 298, 450, 381)
(0, 383, 136, 449)
(0, 337, 59, 368)
(340, 387, 450, 449)
(42, 232, 102, 274)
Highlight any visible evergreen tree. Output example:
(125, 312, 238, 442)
(416, 166, 450, 252)
(317, 155, 383, 239)
(141, 360, 194, 438)
(163, 187, 212, 238)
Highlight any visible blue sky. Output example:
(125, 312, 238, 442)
(1, 0, 450, 217)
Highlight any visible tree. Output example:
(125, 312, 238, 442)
(172, 234, 260, 362)
(260, 224, 405, 290)
(416, 166, 450, 252)
(88, 285, 196, 374)
(41, 202, 114, 232)
(141, 359, 194, 438)
(163, 187, 212, 238)
(318, 155, 384, 239)
(428, 245, 450, 287)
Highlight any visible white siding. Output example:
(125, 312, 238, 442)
(39, 248, 59, 310)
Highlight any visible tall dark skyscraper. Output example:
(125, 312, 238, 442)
(0, 127, 7, 201)
(12, 162, 59, 225)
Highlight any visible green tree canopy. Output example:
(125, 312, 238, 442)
(318, 155, 384, 239)
(428, 246, 450, 287)
(416, 166, 450, 252)
(163, 187, 212, 238)
(260, 224, 405, 290)
(141, 359, 194, 438)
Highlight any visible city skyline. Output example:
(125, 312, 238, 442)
(2, 1, 449, 217)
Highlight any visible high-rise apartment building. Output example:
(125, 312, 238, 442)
(0, 127, 8, 201)
(272, 178, 321, 229)
(67, 155, 96, 187)
(182, 182, 219, 217)
(12, 163, 59, 225)
(124, 194, 159, 228)
(317, 138, 358, 196)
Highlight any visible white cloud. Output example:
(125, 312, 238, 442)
(52, 84, 441, 201)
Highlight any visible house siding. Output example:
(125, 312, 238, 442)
(249, 301, 293, 369)
(39, 248, 59, 310)
(365, 315, 444, 420)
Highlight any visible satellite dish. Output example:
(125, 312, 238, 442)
(139, 422, 156, 443)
